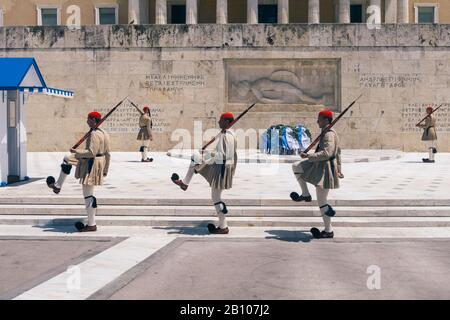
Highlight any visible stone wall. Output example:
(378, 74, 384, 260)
(1, 24, 450, 151)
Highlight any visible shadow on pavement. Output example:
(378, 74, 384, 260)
(265, 229, 313, 243)
(4, 177, 44, 187)
(32, 222, 81, 234)
(153, 226, 210, 235)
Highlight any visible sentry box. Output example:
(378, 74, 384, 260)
(0, 58, 74, 186)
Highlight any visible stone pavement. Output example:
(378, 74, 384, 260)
(1, 150, 450, 300)
(0, 236, 122, 299)
(102, 238, 450, 300)
(0, 150, 448, 200)
(0, 225, 449, 300)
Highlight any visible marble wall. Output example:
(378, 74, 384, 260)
(1, 24, 450, 151)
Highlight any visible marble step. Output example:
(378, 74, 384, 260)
(1, 215, 450, 227)
(0, 205, 450, 217)
(0, 197, 449, 207)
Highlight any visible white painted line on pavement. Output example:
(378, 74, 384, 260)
(13, 236, 175, 300)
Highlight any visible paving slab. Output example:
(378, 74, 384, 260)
(1, 151, 449, 201)
(0, 236, 123, 299)
(97, 238, 450, 300)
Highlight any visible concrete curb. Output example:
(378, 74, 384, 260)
(2, 216, 450, 227)
(1, 206, 450, 217)
(1, 197, 448, 206)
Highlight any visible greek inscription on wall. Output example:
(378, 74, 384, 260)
(96, 104, 170, 134)
(359, 74, 420, 88)
(130, 74, 206, 92)
(401, 103, 450, 133)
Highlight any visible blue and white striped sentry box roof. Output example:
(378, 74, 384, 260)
(0, 58, 74, 99)
(19, 87, 75, 98)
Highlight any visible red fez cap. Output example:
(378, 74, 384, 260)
(319, 109, 333, 119)
(88, 111, 102, 120)
(220, 112, 234, 120)
(426, 106, 433, 113)
(143, 105, 150, 112)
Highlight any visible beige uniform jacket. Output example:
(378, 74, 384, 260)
(137, 114, 153, 141)
(194, 130, 238, 190)
(293, 129, 340, 189)
(70, 128, 111, 186)
(419, 115, 437, 141)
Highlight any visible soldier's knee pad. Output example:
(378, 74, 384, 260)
(84, 195, 97, 209)
(192, 151, 202, 165)
(139, 146, 145, 152)
(61, 163, 72, 174)
(320, 204, 335, 217)
(214, 201, 228, 214)
(432, 147, 437, 154)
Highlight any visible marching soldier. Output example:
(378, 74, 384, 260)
(46, 111, 111, 232)
(171, 112, 238, 235)
(417, 106, 437, 163)
(290, 109, 340, 239)
(137, 105, 154, 162)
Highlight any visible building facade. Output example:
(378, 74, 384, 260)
(0, 1, 449, 152)
(0, 0, 449, 26)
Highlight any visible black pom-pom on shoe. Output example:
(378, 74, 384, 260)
(310, 227, 321, 239)
(290, 192, 312, 202)
(75, 221, 85, 231)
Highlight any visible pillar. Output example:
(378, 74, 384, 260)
(370, 0, 381, 9)
(0, 91, 8, 185)
(156, 0, 167, 24)
(247, 0, 258, 24)
(397, 0, 409, 23)
(369, 0, 381, 24)
(278, 0, 289, 24)
(385, 0, 397, 23)
(128, 0, 141, 24)
(338, 0, 350, 23)
(308, 0, 320, 24)
(217, 0, 228, 24)
(186, 0, 198, 24)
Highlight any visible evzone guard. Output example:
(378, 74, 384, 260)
(137, 105, 154, 163)
(416, 105, 439, 163)
(46, 111, 112, 232)
(171, 112, 238, 235)
(291, 109, 340, 239)
(289, 94, 362, 239)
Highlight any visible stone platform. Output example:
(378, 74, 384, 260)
(0, 151, 447, 201)
(166, 149, 404, 163)
(0, 151, 449, 229)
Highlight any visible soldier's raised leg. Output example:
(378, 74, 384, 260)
(290, 162, 312, 202)
(171, 152, 202, 191)
(46, 155, 77, 194)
